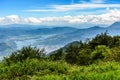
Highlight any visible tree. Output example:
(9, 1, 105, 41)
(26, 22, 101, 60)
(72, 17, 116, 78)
(111, 36, 120, 47)
(49, 48, 65, 61)
(78, 48, 92, 65)
(65, 44, 80, 64)
(91, 45, 110, 61)
(105, 47, 120, 62)
(4, 46, 46, 63)
(88, 32, 113, 49)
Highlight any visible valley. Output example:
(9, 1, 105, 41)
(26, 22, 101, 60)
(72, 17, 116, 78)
(0, 22, 120, 59)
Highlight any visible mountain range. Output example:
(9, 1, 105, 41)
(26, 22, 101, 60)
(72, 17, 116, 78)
(0, 22, 120, 58)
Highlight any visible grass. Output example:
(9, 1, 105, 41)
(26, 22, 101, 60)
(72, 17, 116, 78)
(0, 59, 120, 80)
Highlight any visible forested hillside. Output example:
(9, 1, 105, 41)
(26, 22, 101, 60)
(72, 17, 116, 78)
(1, 32, 120, 80)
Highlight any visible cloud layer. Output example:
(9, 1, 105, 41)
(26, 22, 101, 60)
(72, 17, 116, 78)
(25, 3, 120, 12)
(0, 9, 120, 28)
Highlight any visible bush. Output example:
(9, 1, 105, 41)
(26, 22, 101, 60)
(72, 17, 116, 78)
(65, 44, 80, 64)
(4, 46, 46, 63)
(49, 48, 65, 61)
(91, 45, 110, 61)
(78, 48, 92, 65)
(105, 47, 120, 62)
(88, 32, 113, 49)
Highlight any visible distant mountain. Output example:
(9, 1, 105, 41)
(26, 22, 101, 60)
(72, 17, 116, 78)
(27, 27, 78, 35)
(0, 26, 78, 56)
(38, 26, 107, 45)
(49, 22, 120, 55)
(106, 22, 120, 35)
(37, 22, 120, 46)
(109, 22, 120, 29)
(0, 26, 78, 41)
(0, 22, 120, 58)
(0, 25, 78, 35)
(0, 24, 42, 29)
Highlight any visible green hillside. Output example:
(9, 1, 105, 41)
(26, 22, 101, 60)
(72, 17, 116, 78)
(1, 32, 120, 80)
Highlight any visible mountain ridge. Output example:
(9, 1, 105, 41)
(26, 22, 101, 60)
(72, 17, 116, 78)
(0, 21, 120, 57)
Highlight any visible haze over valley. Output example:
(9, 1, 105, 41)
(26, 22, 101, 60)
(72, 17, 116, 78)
(0, 21, 120, 59)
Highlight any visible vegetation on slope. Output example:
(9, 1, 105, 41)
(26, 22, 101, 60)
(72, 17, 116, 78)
(1, 32, 120, 79)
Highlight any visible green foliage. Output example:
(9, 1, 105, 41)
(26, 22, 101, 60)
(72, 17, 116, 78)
(78, 48, 92, 65)
(0, 59, 70, 79)
(65, 44, 80, 64)
(91, 45, 110, 61)
(49, 48, 65, 61)
(105, 47, 120, 62)
(4, 46, 46, 64)
(1, 32, 120, 79)
(111, 36, 120, 47)
(88, 32, 113, 49)
(62, 32, 120, 65)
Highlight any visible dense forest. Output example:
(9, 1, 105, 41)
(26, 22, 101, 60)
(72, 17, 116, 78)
(1, 32, 120, 80)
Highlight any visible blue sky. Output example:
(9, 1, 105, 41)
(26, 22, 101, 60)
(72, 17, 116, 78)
(0, 0, 120, 27)
(0, 0, 72, 17)
(0, 0, 119, 17)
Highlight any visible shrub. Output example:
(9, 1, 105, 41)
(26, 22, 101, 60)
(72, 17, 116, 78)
(78, 48, 92, 65)
(91, 45, 110, 62)
(4, 46, 46, 63)
(105, 47, 120, 62)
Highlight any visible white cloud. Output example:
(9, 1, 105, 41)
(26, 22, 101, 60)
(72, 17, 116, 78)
(0, 9, 120, 28)
(6, 15, 20, 24)
(53, 4, 120, 11)
(0, 17, 4, 22)
(0, 15, 21, 24)
(24, 17, 42, 24)
(25, 3, 120, 12)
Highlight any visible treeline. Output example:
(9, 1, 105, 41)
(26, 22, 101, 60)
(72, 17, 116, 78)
(1, 32, 120, 79)
(50, 32, 120, 65)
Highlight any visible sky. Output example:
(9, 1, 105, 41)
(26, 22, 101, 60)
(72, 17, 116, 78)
(0, 0, 120, 28)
